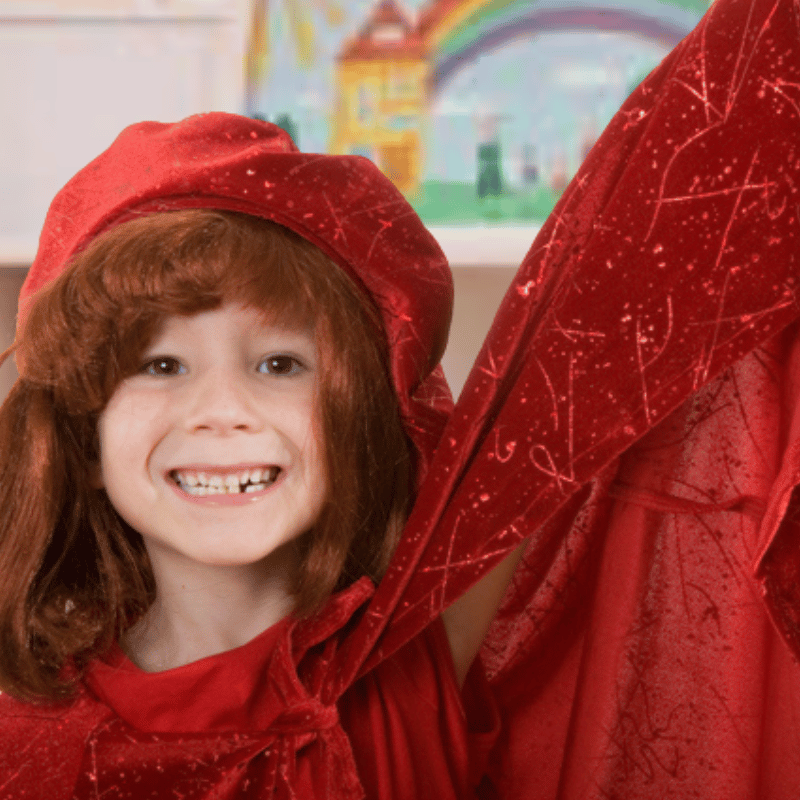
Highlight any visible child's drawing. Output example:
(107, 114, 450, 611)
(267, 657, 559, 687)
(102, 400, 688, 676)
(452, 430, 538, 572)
(247, 0, 708, 223)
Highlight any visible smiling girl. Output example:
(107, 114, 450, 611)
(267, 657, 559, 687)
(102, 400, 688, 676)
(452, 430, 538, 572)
(0, 115, 520, 798)
(3, 0, 800, 790)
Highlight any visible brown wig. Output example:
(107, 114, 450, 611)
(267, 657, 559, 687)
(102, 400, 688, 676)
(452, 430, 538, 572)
(0, 210, 412, 702)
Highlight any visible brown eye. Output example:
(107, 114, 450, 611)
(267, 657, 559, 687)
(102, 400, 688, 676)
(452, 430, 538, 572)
(258, 355, 303, 376)
(142, 357, 185, 376)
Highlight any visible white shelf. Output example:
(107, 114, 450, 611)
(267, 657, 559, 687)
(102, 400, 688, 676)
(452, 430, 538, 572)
(429, 225, 539, 268)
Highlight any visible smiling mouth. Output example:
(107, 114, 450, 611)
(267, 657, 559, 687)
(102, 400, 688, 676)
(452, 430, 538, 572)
(169, 466, 281, 496)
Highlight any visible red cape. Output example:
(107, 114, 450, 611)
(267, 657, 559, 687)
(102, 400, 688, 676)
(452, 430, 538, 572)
(4, 0, 800, 795)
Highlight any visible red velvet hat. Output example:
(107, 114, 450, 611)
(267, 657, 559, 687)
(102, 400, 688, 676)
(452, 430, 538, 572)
(20, 113, 454, 478)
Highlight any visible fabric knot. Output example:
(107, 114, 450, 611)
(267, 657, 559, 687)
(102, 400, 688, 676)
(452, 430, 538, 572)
(269, 698, 341, 735)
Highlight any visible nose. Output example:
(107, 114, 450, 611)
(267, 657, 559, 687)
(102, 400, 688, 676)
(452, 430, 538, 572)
(182, 369, 263, 435)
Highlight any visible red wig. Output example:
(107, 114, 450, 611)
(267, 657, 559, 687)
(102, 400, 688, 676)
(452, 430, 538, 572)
(0, 209, 411, 701)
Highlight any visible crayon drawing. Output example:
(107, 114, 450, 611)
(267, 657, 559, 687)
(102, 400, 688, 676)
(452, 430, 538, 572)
(246, 0, 708, 225)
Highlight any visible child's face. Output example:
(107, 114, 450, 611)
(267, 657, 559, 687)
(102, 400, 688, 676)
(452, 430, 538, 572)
(97, 302, 326, 577)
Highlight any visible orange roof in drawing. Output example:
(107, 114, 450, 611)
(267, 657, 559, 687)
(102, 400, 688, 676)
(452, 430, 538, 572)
(339, 0, 428, 61)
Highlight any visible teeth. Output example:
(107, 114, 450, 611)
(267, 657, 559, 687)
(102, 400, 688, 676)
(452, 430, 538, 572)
(184, 482, 269, 496)
(173, 467, 279, 495)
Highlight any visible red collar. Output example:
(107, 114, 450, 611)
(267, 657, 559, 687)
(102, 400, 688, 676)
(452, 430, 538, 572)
(84, 578, 374, 733)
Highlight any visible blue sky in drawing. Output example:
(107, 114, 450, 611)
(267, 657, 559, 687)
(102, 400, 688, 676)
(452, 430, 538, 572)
(252, 1, 673, 184)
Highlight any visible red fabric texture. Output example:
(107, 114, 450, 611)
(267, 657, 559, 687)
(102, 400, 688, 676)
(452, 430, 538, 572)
(3, 0, 800, 794)
(482, 332, 800, 799)
(338, 618, 499, 799)
(75, 593, 495, 799)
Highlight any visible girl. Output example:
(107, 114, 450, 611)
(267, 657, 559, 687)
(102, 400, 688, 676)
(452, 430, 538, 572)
(0, 113, 518, 799)
(4, 0, 800, 794)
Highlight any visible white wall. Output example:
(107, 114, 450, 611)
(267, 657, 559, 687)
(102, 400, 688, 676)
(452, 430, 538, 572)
(442, 265, 517, 397)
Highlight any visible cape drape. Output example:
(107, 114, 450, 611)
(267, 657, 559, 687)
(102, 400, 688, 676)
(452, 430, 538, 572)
(3, 0, 800, 794)
(346, 0, 800, 793)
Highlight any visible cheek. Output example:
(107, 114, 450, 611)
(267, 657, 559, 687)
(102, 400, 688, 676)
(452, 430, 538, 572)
(97, 392, 164, 478)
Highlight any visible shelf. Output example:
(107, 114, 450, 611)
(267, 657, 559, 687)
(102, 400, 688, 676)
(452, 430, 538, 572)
(429, 225, 539, 268)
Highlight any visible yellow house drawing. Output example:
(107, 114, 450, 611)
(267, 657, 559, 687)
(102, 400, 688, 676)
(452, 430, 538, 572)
(330, 0, 428, 194)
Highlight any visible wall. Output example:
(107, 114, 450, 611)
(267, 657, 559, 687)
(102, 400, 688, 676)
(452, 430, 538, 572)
(0, 0, 247, 398)
(443, 265, 516, 396)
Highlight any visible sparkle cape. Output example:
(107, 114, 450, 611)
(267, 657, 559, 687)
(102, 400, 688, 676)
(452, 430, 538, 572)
(3, 0, 800, 794)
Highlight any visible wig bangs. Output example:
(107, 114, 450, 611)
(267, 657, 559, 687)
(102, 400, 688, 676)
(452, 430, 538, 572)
(15, 211, 339, 416)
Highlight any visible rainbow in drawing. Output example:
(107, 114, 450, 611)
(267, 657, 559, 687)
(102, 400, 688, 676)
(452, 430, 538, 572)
(420, 0, 708, 91)
(329, 0, 705, 194)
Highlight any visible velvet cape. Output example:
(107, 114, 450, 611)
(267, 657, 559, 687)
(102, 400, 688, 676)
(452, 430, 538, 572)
(3, 0, 800, 794)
